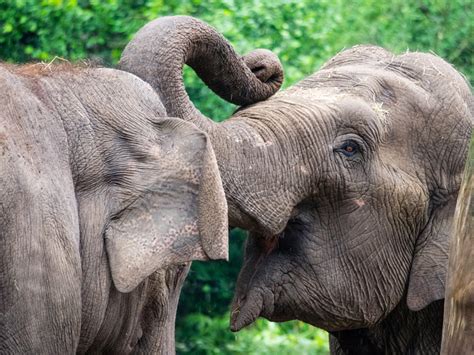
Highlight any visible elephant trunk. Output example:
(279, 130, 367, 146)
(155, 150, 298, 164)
(118, 15, 283, 131)
(119, 15, 288, 233)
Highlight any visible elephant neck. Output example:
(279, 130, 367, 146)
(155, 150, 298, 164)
(330, 299, 443, 354)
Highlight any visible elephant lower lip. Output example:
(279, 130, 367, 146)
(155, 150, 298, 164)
(230, 291, 264, 332)
(231, 233, 282, 332)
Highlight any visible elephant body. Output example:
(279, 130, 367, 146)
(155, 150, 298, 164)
(121, 16, 473, 354)
(0, 63, 228, 353)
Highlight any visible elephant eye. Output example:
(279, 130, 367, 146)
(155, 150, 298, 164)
(339, 141, 359, 157)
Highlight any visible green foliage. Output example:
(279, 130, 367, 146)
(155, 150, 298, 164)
(177, 229, 247, 317)
(1, 0, 472, 121)
(0, 0, 148, 63)
(176, 312, 329, 355)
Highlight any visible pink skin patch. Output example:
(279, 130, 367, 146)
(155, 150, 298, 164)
(354, 199, 365, 207)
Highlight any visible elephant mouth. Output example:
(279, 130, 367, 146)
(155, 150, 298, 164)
(230, 213, 319, 331)
(230, 289, 264, 332)
(230, 233, 284, 332)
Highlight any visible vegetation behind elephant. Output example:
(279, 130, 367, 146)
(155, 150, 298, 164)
(120, 16, 474, 354)
(0, 62, 233, 353)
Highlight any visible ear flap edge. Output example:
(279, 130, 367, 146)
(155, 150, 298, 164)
(406, 198, 455, 311)
(104, 119, 228, 293)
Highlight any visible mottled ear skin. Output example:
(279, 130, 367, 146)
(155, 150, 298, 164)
(105, 119, 228, 293)
(406, 197, 456, 311)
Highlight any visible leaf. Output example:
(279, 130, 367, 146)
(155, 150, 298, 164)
(2, 23, 13, 33)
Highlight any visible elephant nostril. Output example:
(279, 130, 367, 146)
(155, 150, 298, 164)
(251, 65, 265, 73)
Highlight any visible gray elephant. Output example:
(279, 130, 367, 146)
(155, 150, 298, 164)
(0, 62, 231, 353)
(120, 16, 473, 354)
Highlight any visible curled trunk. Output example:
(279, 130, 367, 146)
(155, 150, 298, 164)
(119, 16, 283, 131)
(119, 16, 294, 234)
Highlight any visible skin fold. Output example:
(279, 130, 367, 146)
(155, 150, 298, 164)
(120, 16, 474, 354)
(0, 63, 230, 353)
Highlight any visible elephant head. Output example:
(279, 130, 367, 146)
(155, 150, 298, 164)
(119, 16, 473, 351)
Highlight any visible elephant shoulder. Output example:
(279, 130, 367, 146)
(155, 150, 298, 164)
(0, 64, 78, 243)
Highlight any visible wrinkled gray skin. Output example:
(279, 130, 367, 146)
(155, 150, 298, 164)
(120, 16, 474, 354)
(0, 63, 230, 353)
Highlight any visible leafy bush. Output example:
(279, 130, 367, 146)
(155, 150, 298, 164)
(0, 0, 148, 63)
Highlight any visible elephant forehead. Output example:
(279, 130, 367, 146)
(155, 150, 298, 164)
(254, 90, 388, 138)
(261, 88, 386, 123)
(277, 86, 343, 102)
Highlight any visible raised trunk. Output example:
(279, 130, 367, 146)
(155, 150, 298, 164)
(119, 16, 283, 132)
(119, 16, 296, 234)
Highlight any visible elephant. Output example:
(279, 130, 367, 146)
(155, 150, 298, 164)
(0, 62, 233, 353)
(441, 134, 473, 353)
(120, 16, 474, 354)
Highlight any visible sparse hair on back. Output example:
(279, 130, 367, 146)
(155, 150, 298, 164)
(1, 57, 100, 77)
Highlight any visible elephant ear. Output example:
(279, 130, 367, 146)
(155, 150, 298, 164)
(406, 197, 456, 311)
(105, 119, 228, 293)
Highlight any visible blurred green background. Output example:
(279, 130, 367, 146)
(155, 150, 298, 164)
(1, 0, 472, 354)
